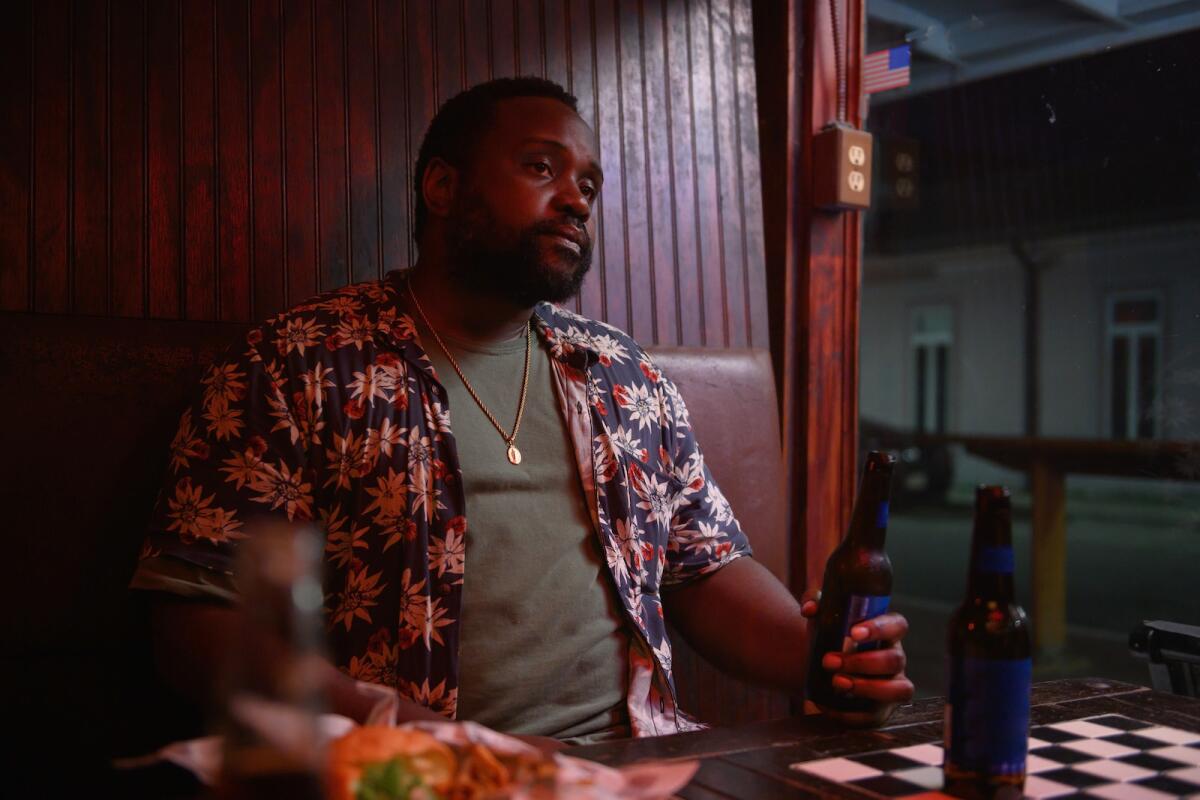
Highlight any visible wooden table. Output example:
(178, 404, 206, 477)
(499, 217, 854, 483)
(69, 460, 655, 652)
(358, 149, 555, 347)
(567, 678, 1200, 798)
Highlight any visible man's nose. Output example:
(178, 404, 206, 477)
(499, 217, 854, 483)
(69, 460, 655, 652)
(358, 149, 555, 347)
(555, 180, 591, 222)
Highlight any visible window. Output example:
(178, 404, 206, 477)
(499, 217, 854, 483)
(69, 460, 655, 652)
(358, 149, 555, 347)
(910, 305, 951, 434)
(858, 13, 1200, 700)
(1106, 292, 1163, 440)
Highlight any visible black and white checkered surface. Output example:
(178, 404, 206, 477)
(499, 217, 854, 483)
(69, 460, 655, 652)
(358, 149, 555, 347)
(790, 714, 1200, 798)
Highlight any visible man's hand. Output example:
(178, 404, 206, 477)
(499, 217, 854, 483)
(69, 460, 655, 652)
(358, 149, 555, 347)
(802, 592, 914, 727)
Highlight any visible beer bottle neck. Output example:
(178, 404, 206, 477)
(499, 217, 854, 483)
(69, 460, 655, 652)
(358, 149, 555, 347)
(845, 471, 891, 550)
(966, 518, 1016, 599)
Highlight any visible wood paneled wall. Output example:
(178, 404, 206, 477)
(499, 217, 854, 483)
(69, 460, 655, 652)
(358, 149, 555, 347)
(0, 0, 768, 349)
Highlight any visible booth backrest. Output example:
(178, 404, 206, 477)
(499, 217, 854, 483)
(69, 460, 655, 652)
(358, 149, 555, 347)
(1, 312, 789, 741)
(1, 312, 252, 760)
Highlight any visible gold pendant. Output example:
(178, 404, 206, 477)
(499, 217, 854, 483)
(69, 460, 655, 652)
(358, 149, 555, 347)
(507, 444, 522, 465)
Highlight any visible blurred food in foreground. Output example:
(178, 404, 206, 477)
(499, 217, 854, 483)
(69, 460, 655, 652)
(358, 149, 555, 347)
(328, 725, 559, 800)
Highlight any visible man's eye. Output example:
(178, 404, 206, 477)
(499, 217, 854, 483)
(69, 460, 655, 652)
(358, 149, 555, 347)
(528, 161, 552, 175)
(581, 184, 597, 200)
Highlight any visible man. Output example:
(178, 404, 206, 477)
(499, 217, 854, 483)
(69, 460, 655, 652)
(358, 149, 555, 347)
(133, 77, 912, 745)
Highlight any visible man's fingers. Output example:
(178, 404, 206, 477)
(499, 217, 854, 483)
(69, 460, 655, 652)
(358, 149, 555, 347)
(823, 645, 907, 677)
(849, 612, 909, 644)
(800, 588, 821, 619)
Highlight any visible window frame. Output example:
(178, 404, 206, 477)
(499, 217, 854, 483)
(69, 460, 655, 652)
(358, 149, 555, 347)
(908, 303, 954, 434)
(1103, 289, 1165, 441)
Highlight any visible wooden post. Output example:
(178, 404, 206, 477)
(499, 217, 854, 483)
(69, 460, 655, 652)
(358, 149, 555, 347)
(777, 0, 865, 598)
(1031, 458, 1068, 658)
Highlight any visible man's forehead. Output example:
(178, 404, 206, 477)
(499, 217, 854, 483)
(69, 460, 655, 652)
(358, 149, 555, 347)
(489, 97, 599, 159)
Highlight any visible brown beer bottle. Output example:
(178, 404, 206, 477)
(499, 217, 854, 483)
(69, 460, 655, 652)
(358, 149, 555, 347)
(943, 486, 1032, 799)
(806, 450, 896, 713)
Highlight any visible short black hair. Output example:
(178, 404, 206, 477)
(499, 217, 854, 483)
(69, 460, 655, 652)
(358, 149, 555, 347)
(412, 76, 579, 247)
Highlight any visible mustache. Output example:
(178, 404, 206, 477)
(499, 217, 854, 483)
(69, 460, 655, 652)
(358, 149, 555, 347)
(529, 219, 591, 252)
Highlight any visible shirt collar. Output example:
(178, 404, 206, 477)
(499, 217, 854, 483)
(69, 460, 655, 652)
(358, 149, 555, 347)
(378, 269, 600, 370)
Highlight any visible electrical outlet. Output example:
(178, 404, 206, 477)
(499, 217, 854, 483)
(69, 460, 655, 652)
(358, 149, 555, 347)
(813, 124, 873, 210)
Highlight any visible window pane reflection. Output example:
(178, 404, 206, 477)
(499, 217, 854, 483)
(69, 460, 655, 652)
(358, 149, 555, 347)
(860, 9, 1200, 697)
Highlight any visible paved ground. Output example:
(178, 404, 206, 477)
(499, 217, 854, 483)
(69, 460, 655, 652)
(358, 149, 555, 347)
(883, 491, 1200, 697)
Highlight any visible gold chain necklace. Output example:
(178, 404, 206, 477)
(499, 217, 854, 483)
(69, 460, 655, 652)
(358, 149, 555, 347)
(407, 285, 532, 465)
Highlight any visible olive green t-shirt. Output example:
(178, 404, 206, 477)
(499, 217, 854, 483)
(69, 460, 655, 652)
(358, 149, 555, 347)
(411, 310, 630, 744)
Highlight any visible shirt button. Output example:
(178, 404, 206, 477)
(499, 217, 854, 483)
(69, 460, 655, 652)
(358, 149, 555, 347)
(576, 401, 584, 413)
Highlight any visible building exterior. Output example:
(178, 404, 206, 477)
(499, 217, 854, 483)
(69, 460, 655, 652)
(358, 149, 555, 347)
(860, 220, 1200, 490)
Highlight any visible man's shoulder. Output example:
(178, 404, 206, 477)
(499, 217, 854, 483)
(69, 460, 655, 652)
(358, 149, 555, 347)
(535, 302, 652, 367)
(264, 275, 399, 329)
(239, 274, 407, 362)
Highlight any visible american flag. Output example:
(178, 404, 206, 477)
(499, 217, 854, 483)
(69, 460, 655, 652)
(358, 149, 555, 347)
(863, 45, 911, 95)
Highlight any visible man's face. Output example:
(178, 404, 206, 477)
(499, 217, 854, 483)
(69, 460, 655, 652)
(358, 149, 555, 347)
(444, 96, 603, 307)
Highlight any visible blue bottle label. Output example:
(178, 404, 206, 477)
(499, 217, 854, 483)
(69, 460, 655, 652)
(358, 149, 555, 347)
(945, 656, 1032, 776)
(840, 594, 890, 653)
(876, 501, 890, 529)
(976, 546, 1015, 574)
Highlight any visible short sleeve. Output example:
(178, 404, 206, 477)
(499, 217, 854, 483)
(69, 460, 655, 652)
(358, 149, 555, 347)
(655, 369, 754, 589)
(140, 327, 315, 577)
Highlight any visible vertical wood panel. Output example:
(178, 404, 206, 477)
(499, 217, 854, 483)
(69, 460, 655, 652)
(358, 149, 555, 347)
(406, 0, 437, 260)
(216, 0, 251, 321)
(617, 1, 653, 344)
(147, 0, 181, 318)
(567, 0, 601, 319)
(110, 0, 146, 318)
(641, 0, 680, 346)
(664, 0, 701, 346)
(0, 0, 32, 311)
(376, 0, 413, 272)
(314, 0, 350, 292)
(346, 0, 381, 282)
(709, 0, 747, 347)
(688, 0, 726, 347)
(250, 0, 285, 319)
(543, 0, 570, 89)
(463, 0, 492, 89)
(72, 0, 109, 315)
(33, 0, 71, 314)
(13, 0, 769, 353)
(282, 0, 317, 305)
(490, 0, 517, 79)
(734, 0, 766, 348)
(182, 0, 216, 319)
(435, 0, 464, 102)
(592, 0, 628, 334)
(516, 0, 543, 76)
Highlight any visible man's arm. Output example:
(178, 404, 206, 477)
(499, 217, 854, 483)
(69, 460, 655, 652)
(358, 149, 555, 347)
(661, 557, 810, 692)
(148, 596, 445, 725)
(661, 556, 913, 725)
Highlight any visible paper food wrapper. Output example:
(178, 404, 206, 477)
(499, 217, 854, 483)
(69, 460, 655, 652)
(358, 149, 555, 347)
(115, 681, 697, 799)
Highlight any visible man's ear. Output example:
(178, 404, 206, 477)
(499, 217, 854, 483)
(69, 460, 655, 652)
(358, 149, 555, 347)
(422, 157, 458, 222)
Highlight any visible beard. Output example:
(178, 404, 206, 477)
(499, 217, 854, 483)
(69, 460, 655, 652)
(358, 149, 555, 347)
(444, 196, 593, 307)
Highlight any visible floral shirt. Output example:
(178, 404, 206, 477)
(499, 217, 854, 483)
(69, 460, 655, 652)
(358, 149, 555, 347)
(142, 269, 752, 737)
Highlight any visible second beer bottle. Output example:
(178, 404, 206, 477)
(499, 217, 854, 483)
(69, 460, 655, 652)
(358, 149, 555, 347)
(806, 450, 896, 713)
(943, 485, 1032, 799)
